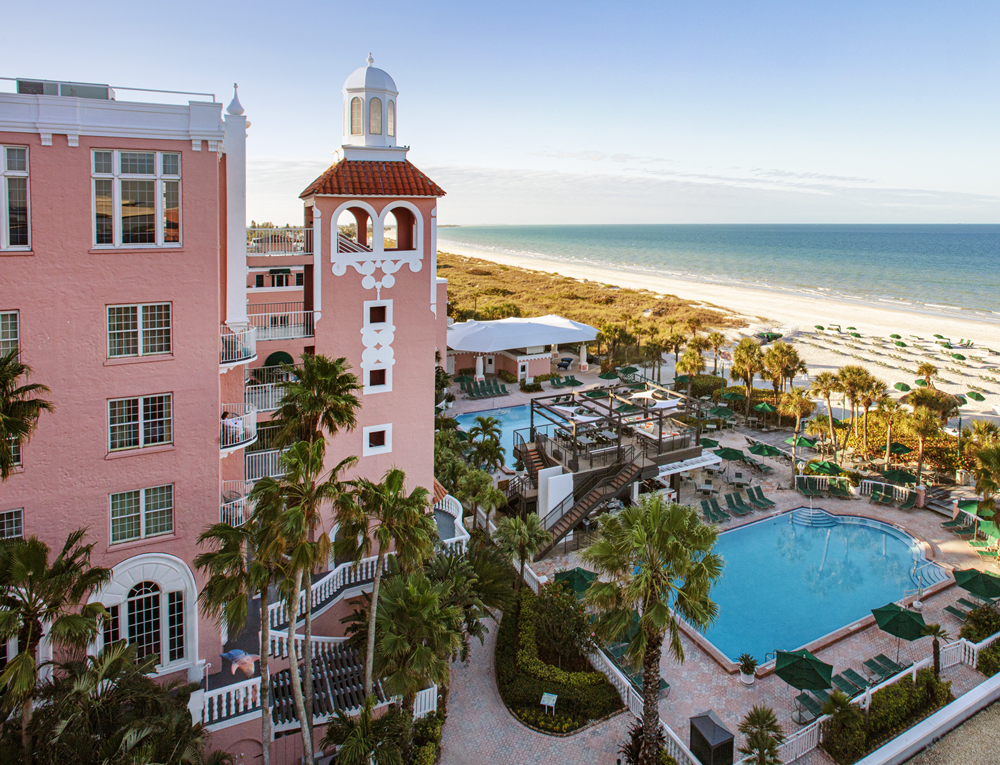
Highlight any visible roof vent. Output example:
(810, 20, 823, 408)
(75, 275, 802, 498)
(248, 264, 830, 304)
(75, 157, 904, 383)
(16, 79, 114, 100)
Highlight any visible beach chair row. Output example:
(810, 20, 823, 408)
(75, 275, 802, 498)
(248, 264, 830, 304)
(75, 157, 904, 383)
(550, 375, 583, 389)
(942, 515, 1000, 565)
(870, 485, 917, 509)
(795, 476, 852, 500)
(945, 594, 997, 622)
(700, 487, 775, 523)
(796, 654, 911, 724)
(460, 379, 510, 399)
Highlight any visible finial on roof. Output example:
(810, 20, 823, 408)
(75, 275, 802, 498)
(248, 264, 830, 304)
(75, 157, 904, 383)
(367, 53, 374, 67)
(226, 83, 244, 116)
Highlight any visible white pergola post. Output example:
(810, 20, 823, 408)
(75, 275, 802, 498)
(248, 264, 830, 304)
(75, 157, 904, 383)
(474, 355, 485, 381)
(579, 342, 589, 372)
(552, 343, 559, 359)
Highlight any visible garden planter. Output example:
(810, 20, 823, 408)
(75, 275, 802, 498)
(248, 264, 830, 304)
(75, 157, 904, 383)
(740, 671, 755, 687)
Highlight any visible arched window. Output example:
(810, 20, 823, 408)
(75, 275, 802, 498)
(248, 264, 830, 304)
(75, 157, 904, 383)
(103, 580, 186, 664)
(127, 582, 160, 660)
(387, 100, 395, 137)
(350, 97, 363, 135)
(369, 97, 383, 135)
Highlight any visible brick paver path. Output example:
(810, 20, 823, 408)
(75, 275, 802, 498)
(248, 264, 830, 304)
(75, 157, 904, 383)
(439, 620, 631, 765)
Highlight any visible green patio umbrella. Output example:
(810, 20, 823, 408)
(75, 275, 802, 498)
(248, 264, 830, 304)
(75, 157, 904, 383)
(809, 461, 842, 476)
(453, 374, 473, 383)
(708, 406, 735, 419)
(785, 435, 816, 448)
(714, 447, 745, 462)
(954, 395, 968, 406)
(699, 437, 720, 448)
(616, 403, 641, 414)
(814, 325, 825, 330)
(883, 469, 917, 484)
(847, 326, 857, 330)
(753, 402, 778, 413)
(598, 371, 620, 380)
(872, 603, 926, 662)
(957, 499, 980, 514)
(554, 567, 598, 599)
(889, 442, 913, 455)
(895, 341, 907, 347)
(979, 521, 1000, 539)
(953, 569, 1000, 602)
(619, 366, 639, 374)
(890, 334, 902, 339)
(674, 375, 690, 385)
(967, 391, 986, 402)
(775, 649, 833, 692)
(850, 332, 862, 338)
(953, 353, 967, 361)
(721, 391, 746, 402)
(749, 443, 782, 457)
(584, 389, 609, 398)
(914, 379, 928, 387)
(893, 382, 911, 392)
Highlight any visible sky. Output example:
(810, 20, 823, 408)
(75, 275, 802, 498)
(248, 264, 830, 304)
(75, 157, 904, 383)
(6, 0, 999, 224)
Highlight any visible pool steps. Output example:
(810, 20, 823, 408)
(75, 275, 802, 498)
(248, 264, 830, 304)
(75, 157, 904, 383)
(791, 508, 839, 528)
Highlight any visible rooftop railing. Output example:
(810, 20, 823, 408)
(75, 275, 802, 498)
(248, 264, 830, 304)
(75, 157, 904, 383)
(246, 227, 313, 257)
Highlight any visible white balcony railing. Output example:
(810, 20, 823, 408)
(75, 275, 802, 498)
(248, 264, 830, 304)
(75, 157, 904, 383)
(247, 310, 314, 341)
(220, 404, 257, 451)
(202, 676, 261, 728)
(245, 448, 288, 482)
(246, 226, 313, 256)
(219, 325, 257, 366)
(221, 479, 254, 525)
(245, 382, 282, 412)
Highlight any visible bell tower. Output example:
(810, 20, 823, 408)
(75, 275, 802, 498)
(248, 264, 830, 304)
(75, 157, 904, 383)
(340, 54, 406, 161)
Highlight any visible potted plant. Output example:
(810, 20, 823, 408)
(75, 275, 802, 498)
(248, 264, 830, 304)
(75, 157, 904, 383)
(738, 653, 758, 686)
(445, 392, 456, 409)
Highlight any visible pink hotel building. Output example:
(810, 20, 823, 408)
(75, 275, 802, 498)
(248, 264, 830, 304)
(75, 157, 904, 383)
(0, 59, 461, 759)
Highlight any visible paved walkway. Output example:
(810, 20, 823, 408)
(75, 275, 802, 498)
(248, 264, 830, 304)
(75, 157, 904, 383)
(439, 620, 631, 765)
(907, 701, 1000, 765)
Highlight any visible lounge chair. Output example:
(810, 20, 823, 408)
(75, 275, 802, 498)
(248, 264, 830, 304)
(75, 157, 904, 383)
(752, 486, 776, 508)
(874, 654, 908, 674)
(841, 668, 871, 692)
(862, 659, 893, 682)
(724, 494, 753, 517)
(500, 383, 509, 395)
(794, 693, 822, 722)
(879, 488, 894, 505)
(954, 526, 977, 540)
(958, 598, 985, 612)
(830, 481, 851, 500)
(549, 376, 565, 389)
(795, 476, 813, 497)
(899, 491, 917, 510)
(870, 485, 884, 504)
(807, 477, 827, 496)
(833, 674, 862, 696)
(942, 517, 970, 528)
(945, 605, 969, 621)
(709, 499, 730, 521)
(741, 490, 769, 511)
(700, 500, 715, 523)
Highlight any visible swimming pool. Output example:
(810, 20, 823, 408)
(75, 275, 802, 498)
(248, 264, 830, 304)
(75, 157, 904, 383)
(454, 405, 532, 467)
(700, 510, 948, 663)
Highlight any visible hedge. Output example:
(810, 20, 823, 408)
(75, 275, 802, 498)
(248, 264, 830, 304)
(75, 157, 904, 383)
(977, 643, 1000, 676)
(520, 381, 543, 393)
(497, 369, 518, 383)
(516, 590, 605, 687)
(959, 607, 1000, 643)
(413, 742, 437, 765)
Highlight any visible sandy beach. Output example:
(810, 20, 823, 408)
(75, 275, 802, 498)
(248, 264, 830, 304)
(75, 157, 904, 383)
(439, 242, 1000, 426)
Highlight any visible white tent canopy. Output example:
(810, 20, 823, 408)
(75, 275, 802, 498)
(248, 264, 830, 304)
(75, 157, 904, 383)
(447, 314, 598, 354)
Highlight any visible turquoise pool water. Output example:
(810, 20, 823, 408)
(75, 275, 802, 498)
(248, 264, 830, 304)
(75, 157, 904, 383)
(454, 405, 532, 467)
(701, 510, 947, 663)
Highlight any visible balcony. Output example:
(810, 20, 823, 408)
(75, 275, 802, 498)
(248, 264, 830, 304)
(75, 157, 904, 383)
(219, 325, 257, 367)
(220, 403, 257, 452)
(247, 302, 314, 341)
(221, 480, 254, 525)
(244, 363, 300, 413)
(246, 226, 312, 257)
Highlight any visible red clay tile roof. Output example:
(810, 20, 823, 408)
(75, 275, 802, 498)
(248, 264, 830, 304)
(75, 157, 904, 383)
(432, 478, 449, 505)
(300, 159, 445, 199)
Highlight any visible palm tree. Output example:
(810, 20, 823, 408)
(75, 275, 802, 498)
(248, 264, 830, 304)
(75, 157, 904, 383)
(737, 705, 786, 765)
(676, 347, 705, 401)
(972, 445, 1000, 520)
(684, 316, 701, 339)
(30, 641, 209, 765)
(878, 397, 905, 467)
(810, 371, 843, 463)
(665, 333, 687, 368)
(916, 361, 937, 389)
(336, 468, 436, 699)
(321, 694, 405, 765)
(836, 365, 868, 450)
(456, 468, 505, 531)
(903, 406, 940, 485)
(922, 623, 950, 679)
(779, 388, 816, 488)
(369, 570, 461, 762)
(762, 344, 786, 410)
(962, 421, 1000, 466)
(468, 415, 505, 472)
(729, 338, 763, 418)
(0, 530, 111, 764)
(860, 376, 888, 453)
(196, 495, 287, 765)
(0, 349, 54, 480)
(583, 497, 722, 765)
(493, 514, 551, 605)
(707, 332, 727, 375)
(272, 352, 361, 447)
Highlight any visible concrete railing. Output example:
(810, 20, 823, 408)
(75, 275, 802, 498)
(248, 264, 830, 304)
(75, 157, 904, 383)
(220, 404, 257, 450)
(434, 493, 470, 553)
(268, 632, 348, 659)
(220, 325, 257, 366)
(202, 676, 261, 729)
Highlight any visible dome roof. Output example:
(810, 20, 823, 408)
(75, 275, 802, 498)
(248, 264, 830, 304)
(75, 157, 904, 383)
(343, 54, 397, 93)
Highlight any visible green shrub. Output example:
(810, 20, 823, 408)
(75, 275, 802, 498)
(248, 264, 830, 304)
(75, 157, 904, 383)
(514, 707, 581, 734)
(457, 367, 475, 376)
(413, 709, 446, 748)
(516, 590, 604, 687)
(520, 382, 543, 393)
(497, 369, 518, 383)
(820, 700, 867, 765)
(977, 643, 1000, 676)
(413, 742, 437, 765)
(534, 373, 555, 382)
(687, 374, 725, 399)
(618, 720, 679, 765)
(959, 606, 1000, 643)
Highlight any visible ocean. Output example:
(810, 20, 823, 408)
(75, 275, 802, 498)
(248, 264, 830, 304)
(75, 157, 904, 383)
(437, 224, 1000, 319)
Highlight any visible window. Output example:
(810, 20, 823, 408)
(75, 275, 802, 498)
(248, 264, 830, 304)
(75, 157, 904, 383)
(368, 430, 386, 448)
(369, 369, 386, 387)
(271, 272, 289, 288)
(107, 303, 171, 358)
(1, 146, 29, 249)
(387, 100, 395, 137)
(350, 97, 363, 135)
(167, 591, 184, 662)
(362, 424, 392, 456)
(108, 394, 172, 451)
(103, 604, 120, 645)
(127, 582, 160, 660)
(369, 305, 387, 324)
(0, 509, 23, 540)
(295, 272, 304, 287)
(0, 311, 18, 357)
(92, 150, 181, 247)
(254, 274, 264, 288)
(110, 484, 174, 543)
(369, 97, 382, 135)
(8, 438, 20, 468)
(113, 582, 184, 663)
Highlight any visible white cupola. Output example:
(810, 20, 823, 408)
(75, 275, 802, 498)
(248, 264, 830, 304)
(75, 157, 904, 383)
(341, 54, 407, 161)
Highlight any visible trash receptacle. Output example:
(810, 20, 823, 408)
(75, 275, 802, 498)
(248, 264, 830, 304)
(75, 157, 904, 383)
(690, 710, 734, 765)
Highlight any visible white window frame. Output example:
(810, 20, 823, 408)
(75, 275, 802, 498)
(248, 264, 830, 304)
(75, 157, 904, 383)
(0, 310, 18, 358)
(109, 484, 174, 544)
(1, 146, 30, 250)
(107, 393, 173, 451)
(362, 424, 392, 457)
(107, 303, 172, 358)
(387, 100, 395, 137)
(0, 508, 23, 540)
(362, 299, 393, 394)
(91, 150, 181, 248)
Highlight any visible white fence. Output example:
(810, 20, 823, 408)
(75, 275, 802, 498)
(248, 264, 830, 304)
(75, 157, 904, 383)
(247, 226, 313, 256)
(221, 495, 251, 526)
(220, 325, 257, 365)
(268, 632, 348, 659)
(860, 480, 911, 502)
(412, 684, 438, 719)
(435, 494, 470, 553)
(248, 310, 314, 341)
(220, 403, 257, 450)
(245, 449, 288, 482)
(267, 553, 386, 630)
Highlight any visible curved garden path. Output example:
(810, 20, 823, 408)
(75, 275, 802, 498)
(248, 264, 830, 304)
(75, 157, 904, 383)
(439, 619, 631, 765)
